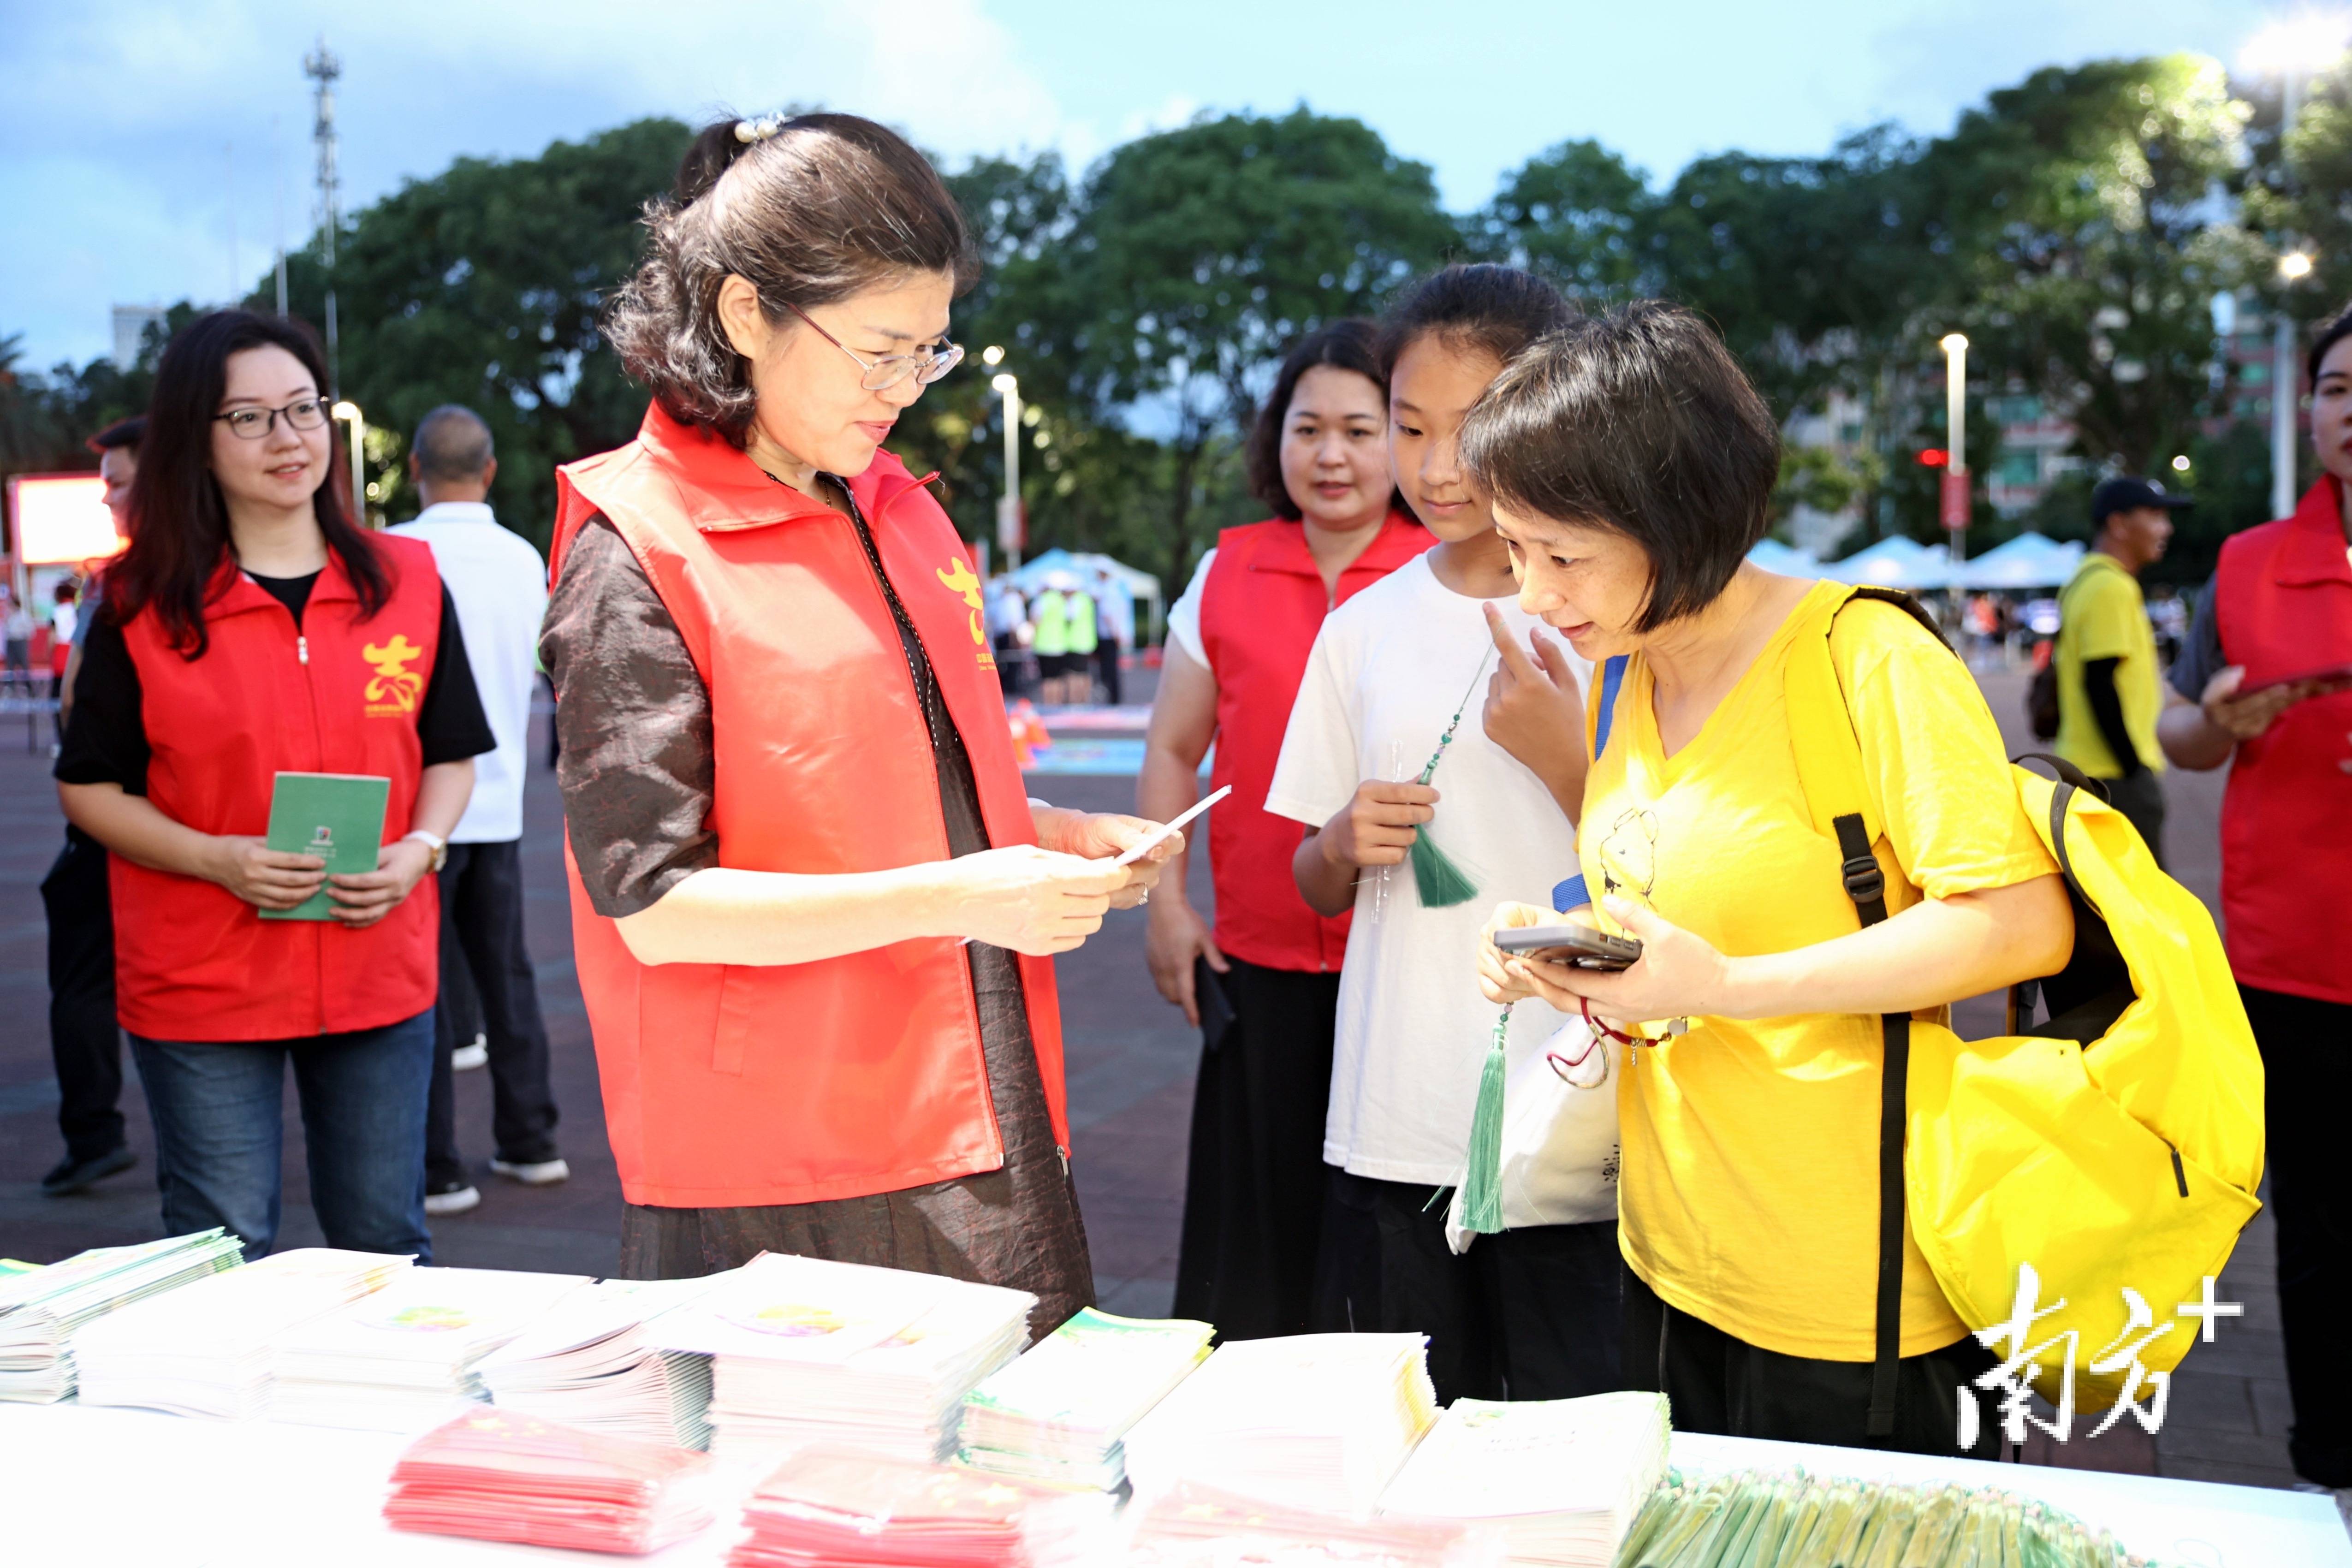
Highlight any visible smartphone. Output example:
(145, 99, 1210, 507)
(1493, 923, 1644, 971)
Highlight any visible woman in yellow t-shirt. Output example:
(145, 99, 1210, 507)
(1464, 303, 2073, 1457)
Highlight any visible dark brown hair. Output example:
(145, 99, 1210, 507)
(1459, 302, 1780, 632)
(1243, 320, 1404, 521)
(2308, 298, 2352, 388)
(605, 113, 980, 445)
(1376, 263, 1573, 382)
(107, 310, 386, 657)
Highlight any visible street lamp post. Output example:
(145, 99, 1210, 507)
(990, 367, 1022, 572)
(1940, 333, 1970, 564)
(332, 400, 366, 528)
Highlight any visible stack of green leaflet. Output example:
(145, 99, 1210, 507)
(0, 1229, 244, 1402)
(259, 772, 390, 921)
(1611, 1468, 2150, 1567)
(959, 1307, 1215, 1492)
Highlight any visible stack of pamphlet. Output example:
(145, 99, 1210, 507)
(1379, 1393, 1672, 1566)
(958, 1307, 1214, 1491)
(0, 1229, 244, 1403)
(647, 1253, 1035, 1464)
(1125, 1481, 1481, 1568)
(1121, 1334, 1439, 1516)
(75, 1248, 410, 1418)
(730, 1450, 1101, 1568)
(270, 1266, 591, 1431)
(477, 1277, 719, 1448)
(384, 1409, 716, 1555)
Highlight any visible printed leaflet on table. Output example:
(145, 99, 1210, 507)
(0, 1228, 244, 1403)
(730, 1449, 1106, 1568)
(384, 1408, 716, 1555)
(959, 1307, 1215, 1492)
(475, 1275, 721, 1449)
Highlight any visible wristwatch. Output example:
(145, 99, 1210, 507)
(402, 830, 449, 873)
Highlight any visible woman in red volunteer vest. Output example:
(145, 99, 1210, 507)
(542, 113, 1167, 1329)
(1140, 321, 1431, 1337)
(56, 311, 492, 1260)
(2159, 303, 2352, 1492)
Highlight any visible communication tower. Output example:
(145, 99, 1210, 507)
(303, 36, 342, 390)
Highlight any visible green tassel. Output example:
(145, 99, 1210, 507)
(1410, 828, 1479, 908)
(1462, 1006, 1510, 1235)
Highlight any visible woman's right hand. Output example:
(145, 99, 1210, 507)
(1317, 780, 1438, 871)
(942, 845, 1131, 955)
(206, 835, 327, 911)
(1146, 895, 1228, 1025)
(2200, 665, 2352, 741)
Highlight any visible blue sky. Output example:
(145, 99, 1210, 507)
(2, 0, 2266, 370)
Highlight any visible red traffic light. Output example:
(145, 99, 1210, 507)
(1917, 448, 1949, 468)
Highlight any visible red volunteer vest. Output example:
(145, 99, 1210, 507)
(2213, 478, 2352, 1006)
(111, 539, 444, 1040)
(1196, 515, 1432, 971)
(550, 403, 1069, 1209)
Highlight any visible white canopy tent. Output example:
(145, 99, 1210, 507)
(1745, 538, 1824, 577)
(1001, 547, 1166, 644)
(1951, 532, 2085, 591)
(1822, 535, 1955, 591)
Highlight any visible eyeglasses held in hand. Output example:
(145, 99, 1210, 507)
(788, 303, 963, 392)
(214, 398, 331, 440)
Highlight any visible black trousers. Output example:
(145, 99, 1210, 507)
(1312, 1167, 1622, 1405)
(1171, 957, 1339, 1340)
(2245, 984, 2352, 1486)
(41, 827, 125, 1164)
(1096, 640, 1123, 706)
(425, 840, 560, 1184)
(2101, 767, 2167, 871)
(1622, 1264, 1999, 1458)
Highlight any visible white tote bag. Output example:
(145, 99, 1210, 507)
(1444, 1014, 1621, 1253)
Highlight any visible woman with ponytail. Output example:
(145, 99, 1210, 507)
(55, 310, 494, 1259)
(542, 113, 1170, 1329)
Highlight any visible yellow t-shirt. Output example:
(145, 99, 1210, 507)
(2054, 554, 2165, 779)
(1582, 582, 2057, 1361)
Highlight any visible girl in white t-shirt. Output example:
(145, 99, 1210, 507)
(1266, 265, 1620, 1402)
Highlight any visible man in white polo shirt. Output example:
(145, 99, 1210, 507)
(390, 406, 565, 1216)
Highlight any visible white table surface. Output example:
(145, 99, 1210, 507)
(2, 1401, 2345, 1565)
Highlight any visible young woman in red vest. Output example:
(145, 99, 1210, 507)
(543, 114, 1168, 1331)
(1140, 321, 1431, 1337)
(56, 311, 493, 1260)
(2160, 304, 2352, 1494)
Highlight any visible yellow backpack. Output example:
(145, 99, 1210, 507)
(1781, 586, 2265, 1422)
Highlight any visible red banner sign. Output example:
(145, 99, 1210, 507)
(1940, 470, 1971, 531)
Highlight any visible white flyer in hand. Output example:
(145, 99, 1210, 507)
(1114, 785, 1231, 867)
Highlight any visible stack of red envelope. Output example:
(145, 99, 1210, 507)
(384, 1409, 716, 1555)
(731, 1450, 1090, 1568)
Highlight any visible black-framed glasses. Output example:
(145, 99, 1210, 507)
(787, 303, 962, 392)
(214, 398, 331, 440)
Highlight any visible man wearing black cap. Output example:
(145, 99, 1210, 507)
(2053, 476, 2190, 866)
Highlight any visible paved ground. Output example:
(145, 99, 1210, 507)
(0, 662, 2300, 1491)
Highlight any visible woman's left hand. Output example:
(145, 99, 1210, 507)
(1496, 895, 1741, 1026)
(1039, 810, 1180, 909)
(327, 838, 436, 929)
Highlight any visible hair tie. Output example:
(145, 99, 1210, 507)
(734, 114, 785, 145)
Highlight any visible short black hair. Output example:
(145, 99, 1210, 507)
(412, 404, 495, 483)
(88, 416, 145, 455)
(2308, 299, 2352, 388)
(1377, 263, 1572, 381)
(1243, 320, 1402, 521)
(1459, 302, 1780, 632)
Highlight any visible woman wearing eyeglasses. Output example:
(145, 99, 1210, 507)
(55, 309, 493, 1259)
(542, 113, 1169, 1328)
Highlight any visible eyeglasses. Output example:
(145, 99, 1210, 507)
(787, 303, 962, 392)
(214, 398, 330, 440)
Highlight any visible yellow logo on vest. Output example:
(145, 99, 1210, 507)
(362, 634, 427, 716)
(935, 558, 996, 671)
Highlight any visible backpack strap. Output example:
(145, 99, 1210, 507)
(1552, 656, 1631, 914)
(1782, 584, 1951, 1442)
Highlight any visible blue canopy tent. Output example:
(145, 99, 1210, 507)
(1952, 533, 2084, 591)
(1822, 535, 1955, 591)
(1745, 539, 1823, 577)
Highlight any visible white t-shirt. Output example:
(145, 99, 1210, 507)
(1165, 548, 1217, 666)
(386, 502, 547, 843)
(1265, 553, 1610, 1197)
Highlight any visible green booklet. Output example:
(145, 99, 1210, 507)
(259, 772, 391, 922)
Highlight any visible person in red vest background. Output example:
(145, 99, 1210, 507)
(1140, 321, 1432, 1338)
(56, 311, 493, 1260)
(2161, 301, 2352, 1498)
(541, 113, 1170, 1332)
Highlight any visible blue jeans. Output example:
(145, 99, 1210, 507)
(129, 1011, 435, 1262)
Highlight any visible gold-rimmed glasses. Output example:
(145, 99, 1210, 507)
(787, 302, 962, 392)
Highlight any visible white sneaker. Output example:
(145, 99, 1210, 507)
(423, 1183, 481, 1216)
(452, 1035, 488, 1071)
(489, 1157, 570, 1187)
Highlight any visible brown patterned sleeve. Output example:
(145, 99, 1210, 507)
(539, 516, 719, 918)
